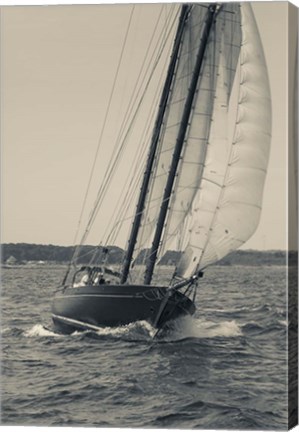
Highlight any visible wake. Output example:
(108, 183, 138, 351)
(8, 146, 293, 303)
(167, 316, 243, 340)
(10, 316, 243, 341)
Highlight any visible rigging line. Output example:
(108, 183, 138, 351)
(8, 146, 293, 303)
(94, 5, 177, 201)
(91, 6, 178, 219)
(73, 245, 103, 263)
(79, 244, 117, 267)
(105, 145, 146, 237)
(135, 173, 201, 248)
(106, 189, 141, 247)
(103, 46, 173, 247)
(103, 164, 143, 243)
(122, 7, 177, 131)
(92, 7, 170, 211)
(70, 6, 136, 264)
(106, 100, 160, 247)
(140, 98, 195, 262)
(104, 146, 148, 245)
(104, 145, 147, 244)
(87, 11, 176, 209)
(78, 9, 181, 248)
(102, 80, 164, 244)
(108, 152, 167, 253)
(107, 158, 148, 248)
(109, 109, 155, 239)
(109, 5, 178, 162)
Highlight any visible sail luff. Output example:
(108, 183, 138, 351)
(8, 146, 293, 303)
(120, 5, 191, 284)
(144, 4, 218, 285)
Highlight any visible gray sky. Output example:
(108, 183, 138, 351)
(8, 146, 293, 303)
(1, 2, 296, 250)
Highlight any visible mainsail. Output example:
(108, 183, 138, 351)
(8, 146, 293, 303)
(176, 3, 271, 278)
(122, 3, 271, 284)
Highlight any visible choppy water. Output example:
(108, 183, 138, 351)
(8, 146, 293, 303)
(2, 265, 288, 429)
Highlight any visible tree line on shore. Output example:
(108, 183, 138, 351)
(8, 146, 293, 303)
(1, 243, 296, 266)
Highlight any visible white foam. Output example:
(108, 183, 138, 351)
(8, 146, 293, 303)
(87, 317, 242, 341)
(22, 318, 242, 341)
(24, 324, 63, 338)
(278, 319, 288, 327)
(94, 320, 156, 339)
(168, 316, 243, 340)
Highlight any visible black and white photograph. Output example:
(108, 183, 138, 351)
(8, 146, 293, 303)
(1, 1, 298, 429)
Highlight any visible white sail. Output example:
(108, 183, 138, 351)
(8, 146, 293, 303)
(160, 4, 241, 258)
(176, 3, 272, 277)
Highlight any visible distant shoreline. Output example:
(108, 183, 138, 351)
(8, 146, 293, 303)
(1, 243, 296, 267)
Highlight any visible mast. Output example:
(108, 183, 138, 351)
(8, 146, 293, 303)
(120, 5, 191, 284)
(144, 4, 217, 285)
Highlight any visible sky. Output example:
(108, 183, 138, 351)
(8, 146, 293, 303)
(1, 1, 297, 250)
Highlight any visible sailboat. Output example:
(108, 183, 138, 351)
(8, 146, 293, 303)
(52, 2, 271, 335)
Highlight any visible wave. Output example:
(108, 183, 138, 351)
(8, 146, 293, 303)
(10, 316, 244, 342)
(86, 317, 243, 341)
(20, 316, 244, 342)
(93, 320, 157, 340)
(24, 324, 64, 338)
(278, 319, 288, 327)
(1, 324, 63, 339)
(1, 327, 11, 335)
(242, 322, 264, 333)
(14, 321, 156, 341)
(167, 317, 243, 340)
(242, 320, 288, 337)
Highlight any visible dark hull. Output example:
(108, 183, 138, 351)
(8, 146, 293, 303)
(52, 284, 195, 334)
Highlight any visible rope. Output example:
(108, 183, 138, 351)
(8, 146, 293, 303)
(103, 42, 173, 247)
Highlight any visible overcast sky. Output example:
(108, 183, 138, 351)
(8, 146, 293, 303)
(1, 1, 297, 250)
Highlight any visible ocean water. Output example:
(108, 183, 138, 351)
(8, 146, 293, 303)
(1, 264, 288, 429)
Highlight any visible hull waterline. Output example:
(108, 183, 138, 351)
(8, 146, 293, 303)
(52, 284, 195, 334)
